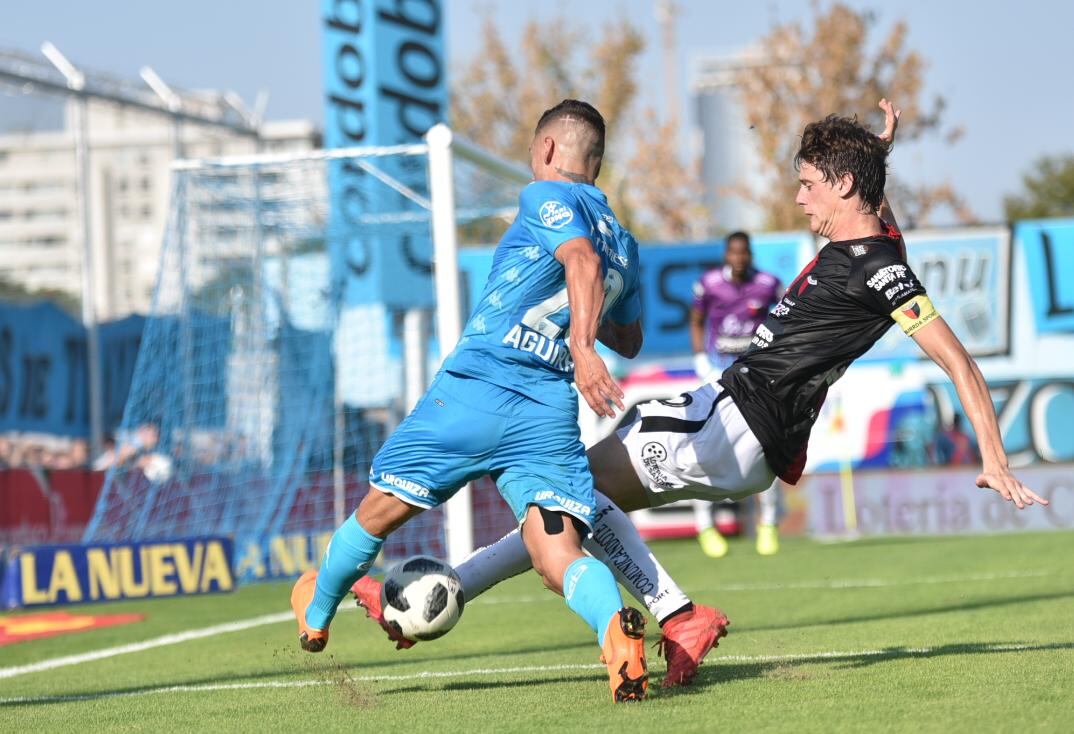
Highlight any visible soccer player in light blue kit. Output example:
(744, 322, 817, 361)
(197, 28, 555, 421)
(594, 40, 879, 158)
(291, 100, 651, 702)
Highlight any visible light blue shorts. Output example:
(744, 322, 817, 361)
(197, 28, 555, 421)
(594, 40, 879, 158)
(369, 371, 595, 527)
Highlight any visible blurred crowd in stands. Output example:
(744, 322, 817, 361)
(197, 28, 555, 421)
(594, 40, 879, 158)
(0, 423, 165, 473)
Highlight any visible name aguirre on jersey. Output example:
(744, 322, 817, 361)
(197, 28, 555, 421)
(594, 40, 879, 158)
(501, 324, 573, 371)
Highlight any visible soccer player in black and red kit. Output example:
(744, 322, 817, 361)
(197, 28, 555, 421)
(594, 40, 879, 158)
(350, 100, 1048, 689)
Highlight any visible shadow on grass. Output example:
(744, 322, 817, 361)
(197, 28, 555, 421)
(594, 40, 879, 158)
(734, 589, 1074, 634)
(658, 640, 1074, 700)
(380, 673, 601, 695)
(5, 639, 1072, 706)
(379, 640, 1074, 699)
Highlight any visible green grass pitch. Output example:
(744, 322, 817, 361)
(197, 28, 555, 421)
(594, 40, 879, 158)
(2, 530, 1072, 733)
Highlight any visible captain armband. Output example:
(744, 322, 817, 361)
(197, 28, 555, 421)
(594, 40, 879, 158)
(890, 294, 939, 336)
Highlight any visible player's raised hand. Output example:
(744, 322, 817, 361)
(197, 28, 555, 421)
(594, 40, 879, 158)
(573, 347, 625, 418)
(878, 98, 901, 144)
(976, 467, 1049, 510)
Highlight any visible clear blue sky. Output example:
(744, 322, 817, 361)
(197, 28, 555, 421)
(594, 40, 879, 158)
(3, 0, 1071, 223)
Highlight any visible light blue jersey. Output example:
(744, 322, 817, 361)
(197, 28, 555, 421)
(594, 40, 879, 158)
(443, 180, 641, 415)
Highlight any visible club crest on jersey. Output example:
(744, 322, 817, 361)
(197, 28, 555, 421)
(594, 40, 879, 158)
(539, 200, 575, 229)
(902, 302, 922, 320)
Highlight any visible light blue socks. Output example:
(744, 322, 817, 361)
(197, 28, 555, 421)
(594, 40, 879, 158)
(305, 513, 383, 630)
(563, 557, 624, 646)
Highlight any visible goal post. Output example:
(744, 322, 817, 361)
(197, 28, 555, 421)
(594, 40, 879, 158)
(84, 126, 531, 572)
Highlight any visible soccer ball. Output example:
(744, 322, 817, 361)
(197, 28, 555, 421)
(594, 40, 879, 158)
(380, 556, 465, 642)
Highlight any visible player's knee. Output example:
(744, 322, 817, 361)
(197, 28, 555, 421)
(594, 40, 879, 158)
(356, 490, 423, 537)
(523, 506, 587, 595)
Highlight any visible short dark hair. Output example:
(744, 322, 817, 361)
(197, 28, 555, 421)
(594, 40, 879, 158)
(535, 99, 606, 160)
(726, 231, 751, 250)
(794, 115, 890, 211)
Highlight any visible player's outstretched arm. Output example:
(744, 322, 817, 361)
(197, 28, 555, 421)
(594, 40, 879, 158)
(557, 237, 625, 418)
(876, 98, 903, 234)
(912, 317, 1048, 509)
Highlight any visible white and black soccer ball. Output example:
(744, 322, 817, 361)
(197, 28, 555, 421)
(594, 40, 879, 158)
(381, 556, 465, 642)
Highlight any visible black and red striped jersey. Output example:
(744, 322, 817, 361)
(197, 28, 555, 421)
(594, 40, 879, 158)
(718, 227, 937, 483)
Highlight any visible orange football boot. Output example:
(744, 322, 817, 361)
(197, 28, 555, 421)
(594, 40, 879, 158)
(600, 607, 648, 702)
(290, 570, 329, 652)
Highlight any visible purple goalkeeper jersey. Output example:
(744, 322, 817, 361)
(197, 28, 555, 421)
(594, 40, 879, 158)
(693, 266, 782, 359)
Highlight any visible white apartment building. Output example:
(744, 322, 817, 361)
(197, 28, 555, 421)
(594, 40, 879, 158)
(0, 101, 318, 319)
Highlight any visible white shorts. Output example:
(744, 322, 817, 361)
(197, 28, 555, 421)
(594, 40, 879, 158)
(616, 382, 776, 506)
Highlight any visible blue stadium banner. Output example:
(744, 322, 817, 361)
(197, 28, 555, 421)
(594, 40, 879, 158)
(233, 531, 332, 583)
(322, 0, 447, 308)
(0, 303, 144, 437)
(862, 228, 1012, 361)
(636, 235, 807, 355)
(1017, 219, 1074, 334)
(460, 236, 807, 356)
(1, 537, 234, 609)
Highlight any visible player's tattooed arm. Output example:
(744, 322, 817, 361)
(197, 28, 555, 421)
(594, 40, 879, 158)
(557, 237, 626, 418)
(597, 318, 643, 358)
(911, 317, 1049, 510)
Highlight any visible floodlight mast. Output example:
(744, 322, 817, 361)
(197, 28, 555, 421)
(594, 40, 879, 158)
(42, 41, 105, 459)
(0, 41, 267, 457)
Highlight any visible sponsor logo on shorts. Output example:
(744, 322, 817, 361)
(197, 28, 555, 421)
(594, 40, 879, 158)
(640, 442, 673, 489)
(533, 490, 592, 518)
(539, 200, 575, 229)
(379, 472, 431, 498)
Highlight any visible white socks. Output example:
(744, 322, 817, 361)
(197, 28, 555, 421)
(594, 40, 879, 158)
(454, 527, 532, 600)
(586, 491, 693, 623)
(692, 499, 714, 534)
(693, 481, 782, 532)
(757, 480, 781, 526)
(454, 490, 693, 624)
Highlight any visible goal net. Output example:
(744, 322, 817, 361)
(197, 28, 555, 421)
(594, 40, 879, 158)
(83, 126, 530, 574)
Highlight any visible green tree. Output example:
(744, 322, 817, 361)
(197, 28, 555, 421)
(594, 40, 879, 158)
(1003, 154, 1074, 220)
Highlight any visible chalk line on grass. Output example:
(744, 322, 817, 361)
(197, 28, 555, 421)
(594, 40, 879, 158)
(0, 644, 1044, 706)
(0, 569, 1053, 681)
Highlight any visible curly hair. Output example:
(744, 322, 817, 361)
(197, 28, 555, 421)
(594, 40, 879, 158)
(794, 115, 891, 211)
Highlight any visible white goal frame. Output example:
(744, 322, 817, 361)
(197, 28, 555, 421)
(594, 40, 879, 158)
(170, 124, 531, 564)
